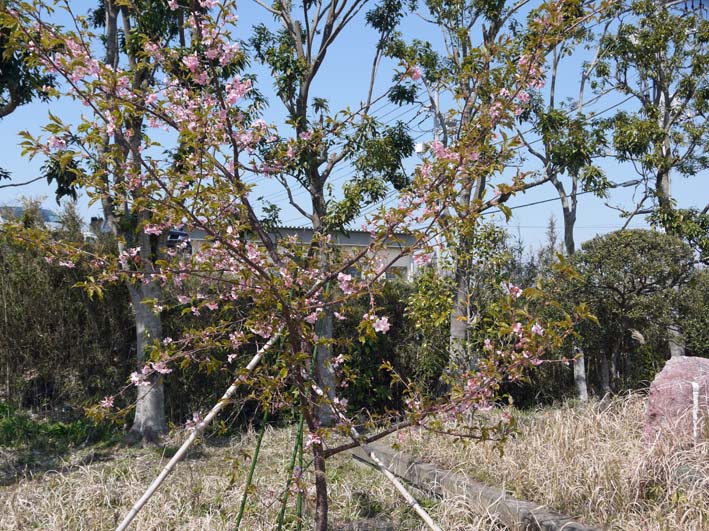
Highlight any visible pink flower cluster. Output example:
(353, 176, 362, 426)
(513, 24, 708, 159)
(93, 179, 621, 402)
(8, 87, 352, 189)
(430, 140, 457, 161)
(337, 272, 354, 294)
(506, 283, 523, 298)
(363, 313, 391, 334)
(185, 412, 203, 431)
(409, 66, 422, 81)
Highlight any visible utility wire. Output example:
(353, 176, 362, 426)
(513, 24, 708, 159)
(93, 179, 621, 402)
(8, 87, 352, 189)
(267, 0, 703, 227)
(346, 94, 636, 226)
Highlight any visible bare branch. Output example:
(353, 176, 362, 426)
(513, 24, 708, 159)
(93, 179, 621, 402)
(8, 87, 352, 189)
(515, 127, 546, 164)
(0, 175, 45, 189)
(275, 174, 314, 221)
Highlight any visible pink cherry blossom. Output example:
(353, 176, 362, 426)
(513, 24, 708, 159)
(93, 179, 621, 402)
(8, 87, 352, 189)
(143, 224, 163, 235)
(531, 323, 544, 336)
(48, 135, 66, 149)
(182, 54, 200, 72)
(100, 395, 114, 409)
(151, 361, 172, 374)
(337, 272, 353, 294)
(373, 316, 390, 333)
(305, 311, 320, 324)
(413, 253, 432, 266)
(185, 412, 203, 430)
(305, 432, 322, 448)
(507, 284, 523, 298)
(129, 371, 150, 387)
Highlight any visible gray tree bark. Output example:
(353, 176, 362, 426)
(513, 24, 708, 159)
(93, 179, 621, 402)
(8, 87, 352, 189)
(598, 353, 612, 397)
(315, 307, 337, 427)
(126, 281, 167, 444)
(573, 345, 589, 402)
(551, 175, 589, 401)
(668, 323, 685, 358)
(448, 263, 471, 376)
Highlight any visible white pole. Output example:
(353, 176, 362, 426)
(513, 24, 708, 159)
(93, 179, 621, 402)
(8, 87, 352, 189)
(115, 333, 281, 531)
(692, 381, 700, 441)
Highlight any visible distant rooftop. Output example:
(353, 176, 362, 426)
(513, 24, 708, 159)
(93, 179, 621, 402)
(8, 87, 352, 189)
(0, 206, 60, 224)
(186, 224, 417, 247)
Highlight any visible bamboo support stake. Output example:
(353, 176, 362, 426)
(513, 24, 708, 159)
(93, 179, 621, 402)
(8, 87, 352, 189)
(234, 408, 270, 529)
(357, 440, 443, 531)
(115, 332, 281, 531)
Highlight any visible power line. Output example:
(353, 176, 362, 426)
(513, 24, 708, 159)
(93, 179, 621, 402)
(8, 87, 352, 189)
(347, 93, 636, 226)
(265, 0, 703, 227)
(268, 105, 424, 218)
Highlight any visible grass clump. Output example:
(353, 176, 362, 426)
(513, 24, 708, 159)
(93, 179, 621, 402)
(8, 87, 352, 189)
(0, 402, 120, 486)
(0, 403, 118, 450)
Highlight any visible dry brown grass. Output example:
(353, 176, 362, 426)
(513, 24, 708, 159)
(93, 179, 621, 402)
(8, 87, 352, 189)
(1, 394, 707, 530)
(0, 424, 443, 530)
(396, 393, 709, 530)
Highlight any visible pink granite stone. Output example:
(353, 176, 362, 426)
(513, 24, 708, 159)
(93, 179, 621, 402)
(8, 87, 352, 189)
(644, 356, 709, 442)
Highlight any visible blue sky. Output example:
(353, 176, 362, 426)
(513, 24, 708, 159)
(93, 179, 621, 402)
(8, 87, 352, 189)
(0, 0, 706, 252)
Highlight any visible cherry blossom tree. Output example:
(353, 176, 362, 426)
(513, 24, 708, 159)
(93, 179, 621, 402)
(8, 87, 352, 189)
(4, 0, 587, 528)
(249, 0, 416, 424)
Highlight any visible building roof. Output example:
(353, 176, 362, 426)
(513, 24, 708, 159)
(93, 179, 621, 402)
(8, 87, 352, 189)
(187, 225, 417, 248)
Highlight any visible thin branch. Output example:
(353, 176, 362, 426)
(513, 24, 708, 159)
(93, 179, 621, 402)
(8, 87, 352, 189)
(0, 176, 45, 189)
(252, 0, 279, 16)
(275, 174, 314, 221)
(515, 127, 546, 164)
(323, 419, 412, 457)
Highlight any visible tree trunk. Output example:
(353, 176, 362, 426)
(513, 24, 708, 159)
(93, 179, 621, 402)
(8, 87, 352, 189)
(598, 353, 612, 397)
(668, 323, 685, 358)
(656, 138, 686, 358)
(313, 441, 328, 531)
(573, 345, 589, 402)
(126, 282, 167, 444)
(561, 206, 589, 401)
(445, 176, 477, 382)
(555, 176, 588, 401)
(311, 188, 337, 426)
(562, 207, 576, 256)
(448, 263, 471, 376)
(315, 308, 337, 427)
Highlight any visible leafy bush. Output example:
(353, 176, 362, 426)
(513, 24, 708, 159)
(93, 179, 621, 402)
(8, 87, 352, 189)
(0, 402, 118, 450)
(679, 269, 709, 357)
(0, 206, 135, 410)
(570, 230, 696, 393)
